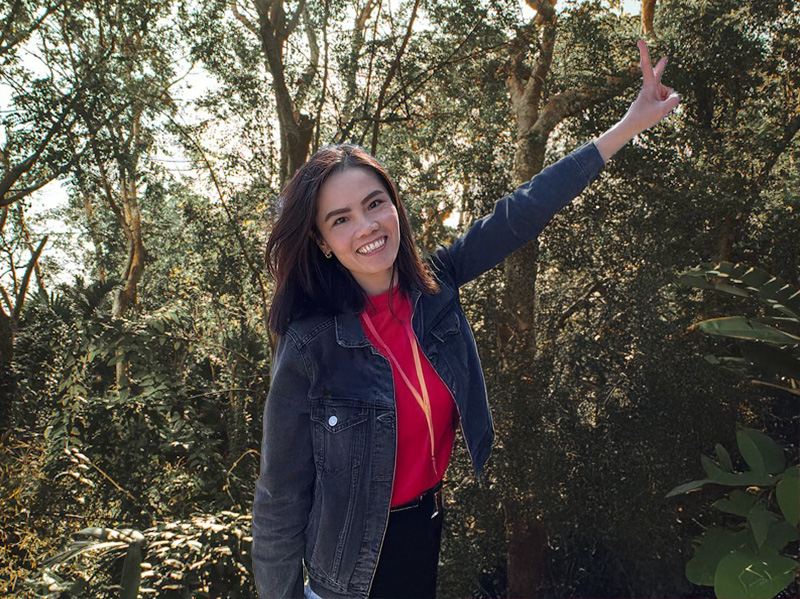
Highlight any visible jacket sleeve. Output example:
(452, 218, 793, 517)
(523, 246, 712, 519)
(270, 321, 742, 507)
(433, 142, 605, 288)
(252, 332, 315, 599)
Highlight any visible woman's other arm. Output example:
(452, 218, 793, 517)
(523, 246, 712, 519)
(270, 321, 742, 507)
(252, 333, 314, 599)
(594, 40, 681, 162)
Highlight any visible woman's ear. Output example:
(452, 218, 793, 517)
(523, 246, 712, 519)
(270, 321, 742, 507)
(314, 234, 332, 259)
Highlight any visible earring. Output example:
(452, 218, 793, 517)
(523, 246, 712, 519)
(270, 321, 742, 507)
(324, 250, 332, 259)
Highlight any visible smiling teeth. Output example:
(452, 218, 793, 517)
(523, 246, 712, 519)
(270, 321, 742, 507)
(357, 237, 386, 254)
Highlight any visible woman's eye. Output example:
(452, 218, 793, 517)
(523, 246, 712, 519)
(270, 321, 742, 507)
(332, 216, 347, 226)
(368, 198, 383, 209)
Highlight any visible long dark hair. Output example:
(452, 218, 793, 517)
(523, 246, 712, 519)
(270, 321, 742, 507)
(265, 144, 439, 334)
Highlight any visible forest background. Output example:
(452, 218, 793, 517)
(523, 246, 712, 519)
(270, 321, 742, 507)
(1, 0, 798, 597)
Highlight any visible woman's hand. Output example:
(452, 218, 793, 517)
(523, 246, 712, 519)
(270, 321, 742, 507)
(594, 40, 681, 162)
(624, 40, 681, 134)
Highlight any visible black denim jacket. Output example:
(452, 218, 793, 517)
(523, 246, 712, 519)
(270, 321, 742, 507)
(253, 143, 605, 599)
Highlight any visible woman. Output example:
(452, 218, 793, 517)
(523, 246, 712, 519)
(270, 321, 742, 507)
(253, 41, 680, 599)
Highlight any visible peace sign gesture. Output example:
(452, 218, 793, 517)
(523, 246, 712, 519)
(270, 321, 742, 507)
(595, 40, 681, 161)
(626, 40, 681, 133)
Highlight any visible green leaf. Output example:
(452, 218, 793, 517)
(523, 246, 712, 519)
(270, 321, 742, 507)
(698, 317, 800, 345)
(714, 550, 798, 599)
(713, 490, 758, 517)
(69, 576, 88, 595)
(737, 430, 767, 475)
(707, 463, 774, 488)
(716, 444, 734, 472)
(776, 467, 799, 526)
(738, 266, 773, 290)
(685, 528, 751, 586)
(120, 542, 142, 599)
(704, 355, 761, 378)
(701, 455, 774, 487)
(666, 478, 713, 498)
(747, 502, 779, 548)
(744, 429, 785, 475)
(703, 454, 727, 479)
(677, 271, 751, 298)
(763, 520, 799, 553)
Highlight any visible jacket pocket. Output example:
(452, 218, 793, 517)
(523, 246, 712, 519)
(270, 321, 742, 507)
(428, 310, 470, 396)
(310, 403, 369, 476)
(431, 310, 460, 341)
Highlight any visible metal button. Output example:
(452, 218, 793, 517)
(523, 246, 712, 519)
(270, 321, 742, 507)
(328, 415, 338, 426)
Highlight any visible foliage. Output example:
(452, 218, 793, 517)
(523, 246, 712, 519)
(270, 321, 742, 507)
(678, 262, 800, 397)
(25, 512, 254, 599)
(667, 428, 799, 599)
(668, 261, 800, 598)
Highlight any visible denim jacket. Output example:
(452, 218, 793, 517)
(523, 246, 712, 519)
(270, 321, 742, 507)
(252, 143, 605, 599)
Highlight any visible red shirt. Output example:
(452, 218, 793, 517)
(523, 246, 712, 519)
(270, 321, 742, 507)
(361, 287, 457, 506)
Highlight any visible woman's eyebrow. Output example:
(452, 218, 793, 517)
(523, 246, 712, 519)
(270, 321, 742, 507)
(322, 189, 385, 223)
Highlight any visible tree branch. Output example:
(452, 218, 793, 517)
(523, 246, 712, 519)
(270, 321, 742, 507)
(13, 235, 47, 322)
(294, 6, 319, 109)
(232, 0, 259, 36)
(369, 0, 421, 154)
(284, 0, 307, 40)
(0, 46, 113, 207)
(0, 0, 65, 59)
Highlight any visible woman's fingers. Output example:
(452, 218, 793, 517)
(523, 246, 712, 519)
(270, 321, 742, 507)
(653, 56, 668, 85)
(638, 39, 654, 86)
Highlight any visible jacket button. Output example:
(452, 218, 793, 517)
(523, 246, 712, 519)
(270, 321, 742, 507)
(328, 415, 338, 426)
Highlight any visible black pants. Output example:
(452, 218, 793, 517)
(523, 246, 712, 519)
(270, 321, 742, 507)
(369, 485, 444, 599)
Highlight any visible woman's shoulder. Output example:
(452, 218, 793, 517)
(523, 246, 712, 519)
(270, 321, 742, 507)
(283, 311, 339, 348)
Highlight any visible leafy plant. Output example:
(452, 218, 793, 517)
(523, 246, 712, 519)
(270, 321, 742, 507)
(672, 262, 799, 598)
(677, 262, 800, 397)
(26, 512, 255, 599)
(26, 527, 144, 598)
(667, 428, 798, 599)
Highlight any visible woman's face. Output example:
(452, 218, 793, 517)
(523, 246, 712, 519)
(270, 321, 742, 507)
(315, 167, 401, 296)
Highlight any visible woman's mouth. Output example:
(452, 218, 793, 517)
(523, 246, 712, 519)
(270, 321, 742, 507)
(356, 237, 387, 255)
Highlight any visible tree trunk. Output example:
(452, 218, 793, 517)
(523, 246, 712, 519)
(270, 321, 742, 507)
(112, 168, 145, 388)
(0, 233, 46, 430)
(0, 303, 13, 430)
(642, 0, 657, 38)
(506, 507, 549, 598)
(501, 10, 556, 596)
(253, 0, 315, 185)
(500, 7, 639, 596)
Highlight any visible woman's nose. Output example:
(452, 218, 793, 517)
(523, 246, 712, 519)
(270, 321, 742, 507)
(356, 217, 379, 237)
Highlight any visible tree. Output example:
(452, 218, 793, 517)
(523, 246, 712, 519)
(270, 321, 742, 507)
(57, 0, 184, 385)
(0, 0, 112, 209)
(0, 204, 46, 428)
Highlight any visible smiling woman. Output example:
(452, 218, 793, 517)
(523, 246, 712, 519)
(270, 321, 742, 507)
(254, 40, 680, 599)
(264, 144, 439, 336)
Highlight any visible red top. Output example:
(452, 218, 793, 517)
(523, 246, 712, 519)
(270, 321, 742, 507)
(361, 287, 457, 506)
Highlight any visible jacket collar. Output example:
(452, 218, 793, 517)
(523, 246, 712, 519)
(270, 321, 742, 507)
(334, 288, 423, 348)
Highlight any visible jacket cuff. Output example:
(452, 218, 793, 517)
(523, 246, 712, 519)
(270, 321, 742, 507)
(574, 141, 607, 183)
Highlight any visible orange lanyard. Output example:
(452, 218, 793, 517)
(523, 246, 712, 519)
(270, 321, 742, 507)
(362, 312, 438, 478)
